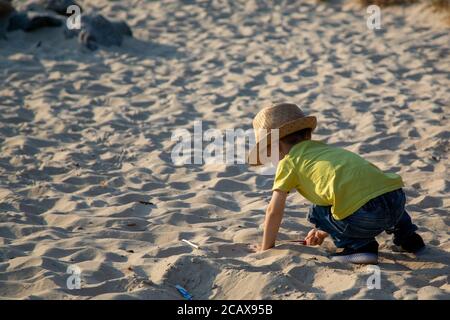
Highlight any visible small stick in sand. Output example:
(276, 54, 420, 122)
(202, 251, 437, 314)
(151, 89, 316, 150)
(181, 239, 199, 249)
(286, 239, 307, 245)
(138, 200, 154, 205)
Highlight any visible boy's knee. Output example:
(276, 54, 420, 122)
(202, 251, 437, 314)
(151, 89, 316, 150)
(307, 204, 331, 227)
(307, 205, 318, 225)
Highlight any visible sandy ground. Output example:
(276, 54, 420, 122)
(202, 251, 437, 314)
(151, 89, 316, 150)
(0, 0, 449, 300)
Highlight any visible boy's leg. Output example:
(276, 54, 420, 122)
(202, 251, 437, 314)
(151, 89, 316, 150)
(307, 204, 377, 250)
(390, 210, 418, 246)
(384, 189, 424, 253)
(388, 209, 424, 253)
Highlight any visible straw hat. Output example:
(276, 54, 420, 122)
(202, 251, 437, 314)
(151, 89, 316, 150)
(247, 103, 316, 166)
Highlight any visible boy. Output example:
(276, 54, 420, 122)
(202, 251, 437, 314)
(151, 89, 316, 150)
(248, 102, 425, 264)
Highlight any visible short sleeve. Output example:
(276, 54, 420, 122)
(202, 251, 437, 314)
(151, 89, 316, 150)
(272, 157, 298, 192)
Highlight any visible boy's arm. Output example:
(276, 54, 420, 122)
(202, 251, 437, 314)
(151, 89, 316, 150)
(261, 190, 288, 251)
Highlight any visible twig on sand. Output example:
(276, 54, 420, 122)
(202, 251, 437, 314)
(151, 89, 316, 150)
(284, 239, 307, 245)
(182, 239, 200, 249)
(138, 200, 154, 205)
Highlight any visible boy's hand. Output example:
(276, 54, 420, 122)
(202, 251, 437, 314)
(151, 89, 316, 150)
(305, 229, 328, 246)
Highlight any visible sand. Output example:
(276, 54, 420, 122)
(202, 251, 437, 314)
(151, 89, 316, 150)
(0, 0, 449, 300)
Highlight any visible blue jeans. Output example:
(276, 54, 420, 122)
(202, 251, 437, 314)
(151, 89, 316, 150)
(307, 189, 418, 250)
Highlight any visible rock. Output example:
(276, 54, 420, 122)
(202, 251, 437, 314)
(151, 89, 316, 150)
(7, 11, 62, 32)
(25, 14, 62, 31)
(112, 20, 132, 37)
(73, 14, 132, 50)
(63, 25, 77, 39)
(431, 105, 443, 113)
(6, 12, 28, 32)
(3, 1, 132, 51)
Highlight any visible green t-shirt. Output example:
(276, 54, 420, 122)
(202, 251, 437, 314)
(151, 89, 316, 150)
(272, 140, 404, 220)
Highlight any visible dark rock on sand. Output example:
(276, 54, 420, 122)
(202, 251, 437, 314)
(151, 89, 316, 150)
(7, 11, 62, 32)
(111, 20, 133, 37)
(25, 14, 62, 31)
(71, 14, 133, 50)
(6, 12, 28, 32)
(2, 1, 131, 51)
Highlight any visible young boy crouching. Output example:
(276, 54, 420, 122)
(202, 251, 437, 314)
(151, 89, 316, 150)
(248, 102, 425, 264)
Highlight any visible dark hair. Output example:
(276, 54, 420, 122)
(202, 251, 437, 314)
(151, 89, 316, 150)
(280, 128, 312, 146)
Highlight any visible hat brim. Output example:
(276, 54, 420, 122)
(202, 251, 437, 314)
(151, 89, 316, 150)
(247, 116, 317, 166)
